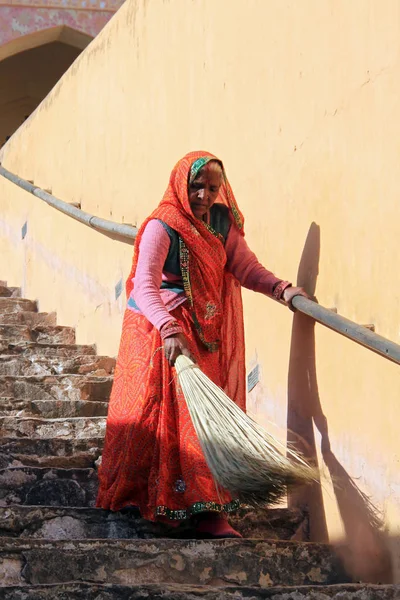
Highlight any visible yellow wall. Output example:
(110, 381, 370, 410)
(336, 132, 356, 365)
(0, 0, 399, 581)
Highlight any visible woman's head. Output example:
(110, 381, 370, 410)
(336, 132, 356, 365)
(159, 150, 243, 232)
(126, 151, 244, 302)
(188, 159, 223, 219)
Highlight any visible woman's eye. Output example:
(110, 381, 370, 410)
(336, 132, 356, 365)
(210, 187, 218, 193)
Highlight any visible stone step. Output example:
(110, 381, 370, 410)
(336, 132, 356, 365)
(0, 397, 109, 418)
(0, 342, 97, 358)
(0, 416, 105, 439)
(0, 286, 21, 298)
(0, 506, 174, 540)
(0, 584, 397, 600)
(0, 538, 349, 588)
(0, 437, 103, 469)
(0, 465, 310, 531)
(0, 506, 307, 541)
(0, 325, 31, 342)
(0, 354, 115, 376)
(0, 311, 56, 327)
(229, 506, 308, 541)
(0, 298, 37, 313)
(0, 375, 112, 402)
(0, 467, 98, 507)
(0, 324, 75, 345)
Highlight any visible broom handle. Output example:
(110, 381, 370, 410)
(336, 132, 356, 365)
(291, 295, 400, 366)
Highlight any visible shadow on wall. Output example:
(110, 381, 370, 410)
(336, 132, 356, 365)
(0, 26, 93, 148)
(287, 222, 392, 583)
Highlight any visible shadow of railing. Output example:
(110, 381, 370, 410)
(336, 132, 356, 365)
(287, 222, 329, 542)
(287, 222, 393, 583)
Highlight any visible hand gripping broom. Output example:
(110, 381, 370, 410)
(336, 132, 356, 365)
(175, 355, 317, 506)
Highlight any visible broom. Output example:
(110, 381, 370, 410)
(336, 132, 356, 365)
(175, 355, 317, 507)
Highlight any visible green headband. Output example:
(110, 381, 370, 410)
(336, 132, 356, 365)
(189, 157, 216, 183)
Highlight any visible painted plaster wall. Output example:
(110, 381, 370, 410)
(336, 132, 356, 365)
(0, 0, 399, 580)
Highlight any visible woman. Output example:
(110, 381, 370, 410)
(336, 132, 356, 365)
(97, 151, 308, 538)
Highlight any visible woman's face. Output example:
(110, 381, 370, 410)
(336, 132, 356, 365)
(188, 161, 223, 219)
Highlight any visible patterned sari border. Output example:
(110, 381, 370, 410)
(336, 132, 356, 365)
(179, 237, 220, 353)
(155, 498, 240, 521)
(189, 156, 213, 184)
(221, 171, 243, 231)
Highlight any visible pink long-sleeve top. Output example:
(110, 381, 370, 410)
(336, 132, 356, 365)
(128, 219, 284, 333)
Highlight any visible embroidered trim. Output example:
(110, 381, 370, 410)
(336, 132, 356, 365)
(204, 221, 224, 243)
(205, 302, 217, 320)
(223, 171, 243, 230)
(180, 238, 194, 308)
(156, 498, 240, 521)
(179, 237, 220, 353)
(160, 321, 183, 340)
(174, 478, 186, 493)
(189, 157, 212, 184)
(273, 280, 292, 301)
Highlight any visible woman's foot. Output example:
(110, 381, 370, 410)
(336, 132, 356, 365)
(195, 512, 242, 539)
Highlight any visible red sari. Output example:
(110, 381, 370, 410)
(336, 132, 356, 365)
(97, 152, 247, 521)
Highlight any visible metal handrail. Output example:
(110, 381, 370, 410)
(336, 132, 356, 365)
(292, 296, 400, 366)
(0, 164, 137, 241)
(1, 163, 399, 365)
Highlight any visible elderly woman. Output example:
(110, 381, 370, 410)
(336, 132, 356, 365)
(97, 151, 308, 538)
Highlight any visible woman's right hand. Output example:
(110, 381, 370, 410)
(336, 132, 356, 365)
(164, 333, 193, 366)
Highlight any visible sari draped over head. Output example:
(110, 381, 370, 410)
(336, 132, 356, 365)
(126, 151, 245, 354)
(97, 152, 247, 521)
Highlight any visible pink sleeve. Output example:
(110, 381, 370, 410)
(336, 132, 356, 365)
(133, 220, 177, 331)
(225, 226, 283, 296)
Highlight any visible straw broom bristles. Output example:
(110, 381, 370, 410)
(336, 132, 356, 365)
(175, 355, 318, 507)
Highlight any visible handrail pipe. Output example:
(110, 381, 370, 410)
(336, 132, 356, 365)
(1, 163, 399, 366)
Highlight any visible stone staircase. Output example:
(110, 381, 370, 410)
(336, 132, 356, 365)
(0, 282, 398, 599)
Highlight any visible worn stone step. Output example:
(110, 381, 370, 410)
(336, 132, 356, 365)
(0, 325, 31, 343)
(0, 467, 98, 507)
(0, 416, 105, 439)
(0, 538, 349, 587)
(3, 584, 400, 600)
(0, 355, 115, 376)
(0, 506, 173, 540)
(0, 506, 307, 541)
(0, 311, 56, 327)
(0, 342, 97, 358)
(0, 325, 75, 345)
(229, 506, 308, 541)
(0, 298, 37, 313)
(0, 375, 112, 402)
(0, 466, 309, 528)
(0, 397, 109, 418)
(0, 286, 21, 298)
(1, 584, 398, 600)
(0, 437, 103, 469)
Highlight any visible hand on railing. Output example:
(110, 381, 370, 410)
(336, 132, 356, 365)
(282, 286, 310, 312)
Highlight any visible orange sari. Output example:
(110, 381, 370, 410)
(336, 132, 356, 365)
(97, 152, 247, 521)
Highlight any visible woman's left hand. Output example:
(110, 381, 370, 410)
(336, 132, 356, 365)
(282, 286, 310, 311)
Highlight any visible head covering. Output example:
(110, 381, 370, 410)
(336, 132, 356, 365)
(126, 151, 245, 351)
